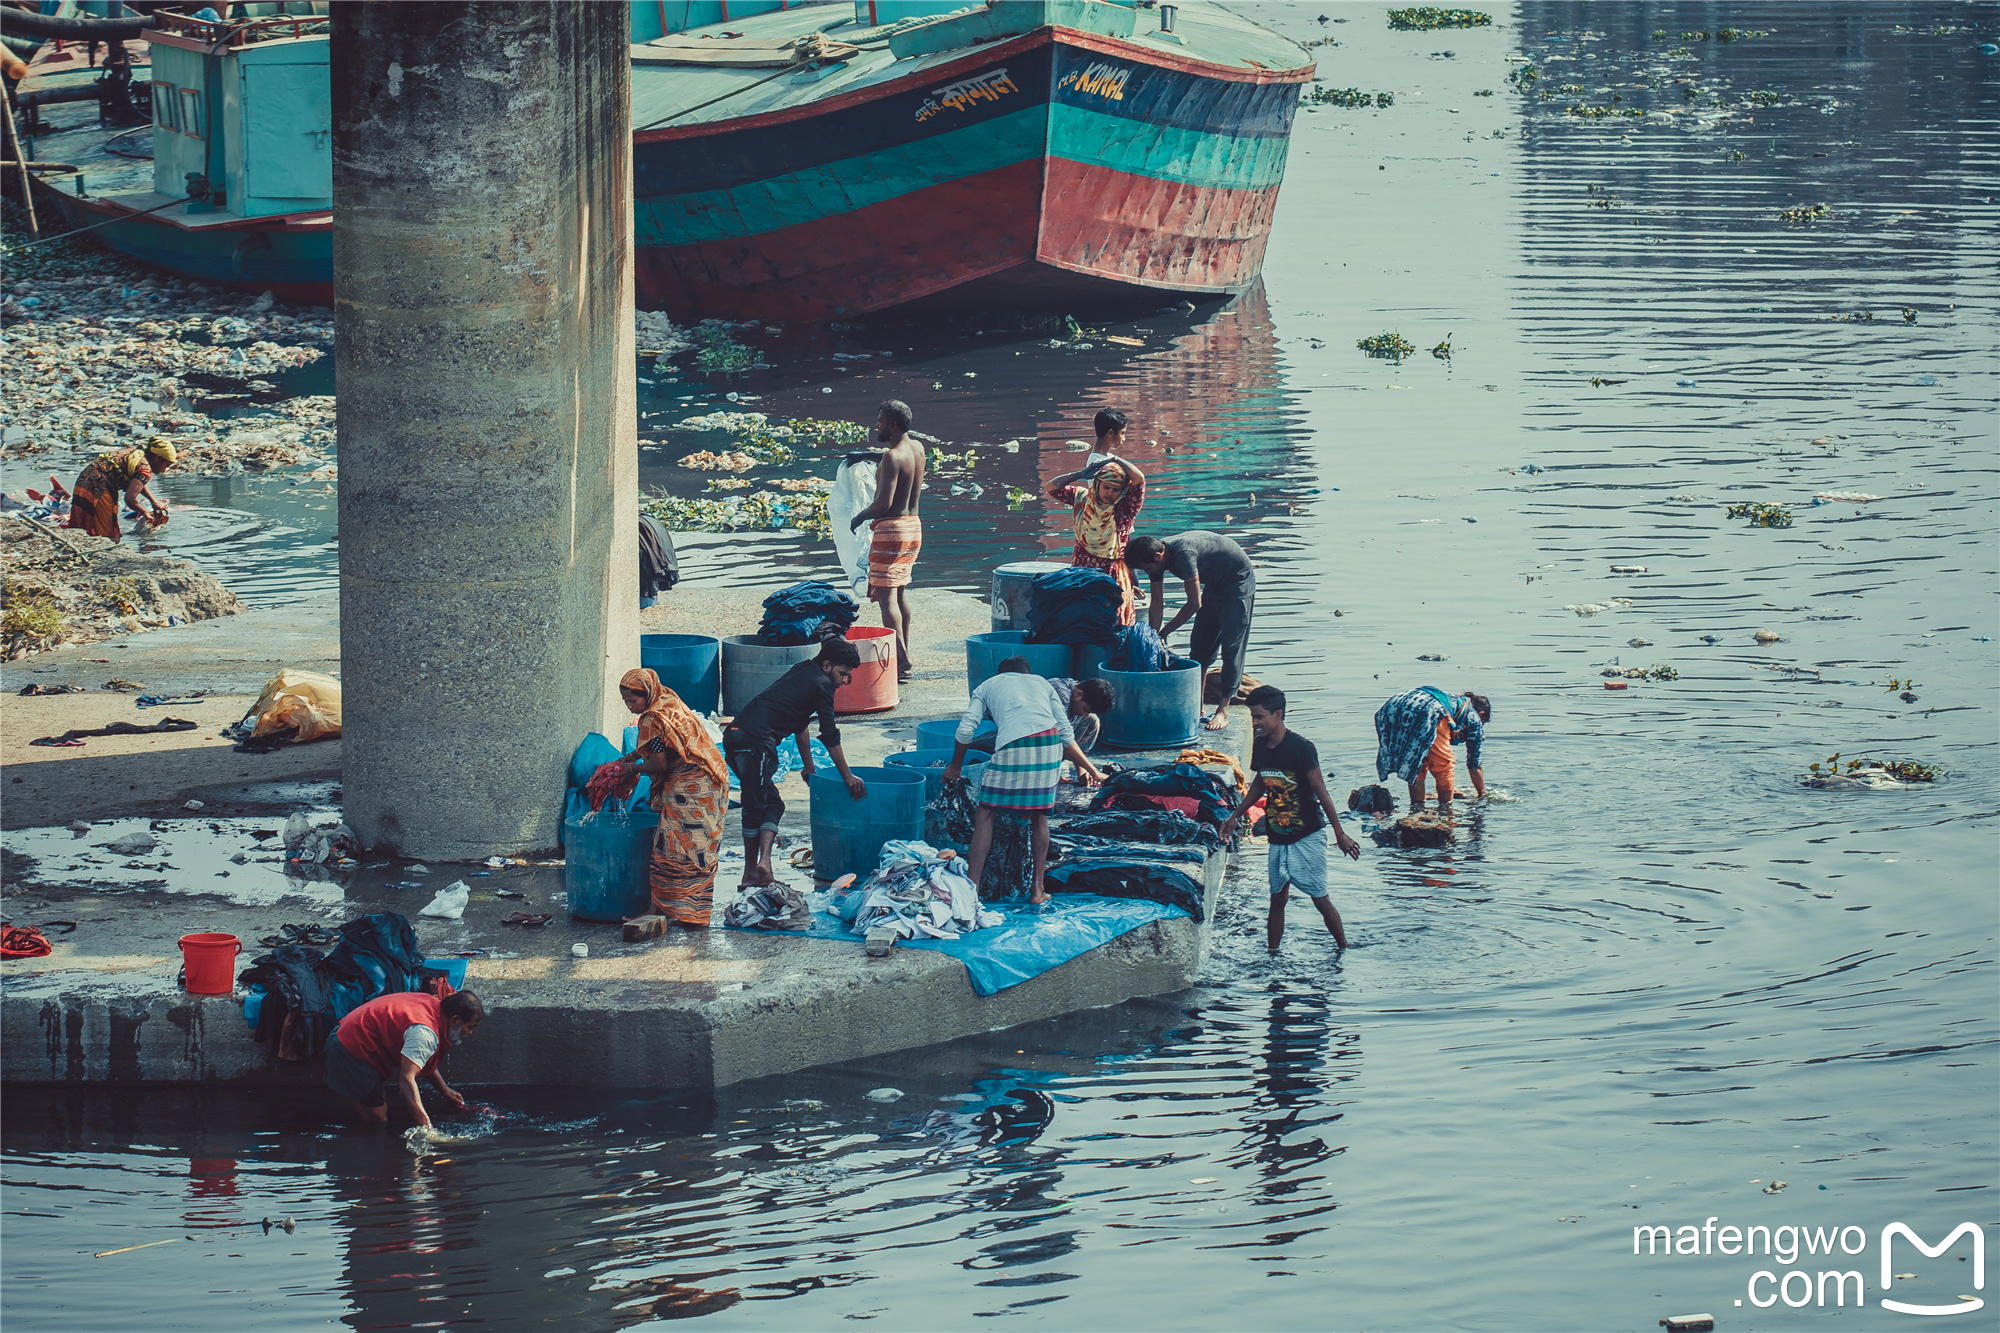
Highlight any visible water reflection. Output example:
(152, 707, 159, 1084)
(4, 3, 1994, 1328)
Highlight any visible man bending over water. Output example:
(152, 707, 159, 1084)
(848, 399, 926, 683)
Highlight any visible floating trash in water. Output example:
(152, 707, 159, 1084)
(1676, 378, 1699, 387)
(1565, 598, 1634, 617)
(1628, 638, 1653, 648)
(1610, 565, 1647, 573)
(1417, 653, 1449, 661)
(1699, 635, 1722, 645)
(1754, 629, 1782, 643)
(865, 1088, 905, 1102)
(1915, 376, 1939, 385)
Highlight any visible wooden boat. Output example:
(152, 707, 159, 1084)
(14, 7, 333, 302)
(16, 1, 1310, 322)
(632, 0, 1313, 321)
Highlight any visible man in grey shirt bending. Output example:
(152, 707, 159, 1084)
(1124, 531, 1255, 733)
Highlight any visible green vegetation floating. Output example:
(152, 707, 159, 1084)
(1780, 202, 1829, 222)
(691, 321, 757, 372)
(1305, 86, 1394, 108)
(641, 487, 831, 538)
(1510, 64, 1539, 84)
(1725, 501, 1794, 528)
(1567, 105, 1646, 119)
(1356, 332, 1416, 359)
(1387, 8, 1492, 31)
(1808, 754, 1942, 783)
(1664, 27, 1766, 42)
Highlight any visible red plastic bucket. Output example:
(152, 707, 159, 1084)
(835, 626, 898, 714)
(179, 932, 241, 995)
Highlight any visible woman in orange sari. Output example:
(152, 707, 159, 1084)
(618, 668, 728, 927)
(1045, 457, 1147, 624)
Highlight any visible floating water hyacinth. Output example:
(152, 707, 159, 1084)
(1387, 7, 1491, 31)
(1305, 85, 1389, 107)
(1357, 331, 1416, 359)
(1725, 501, 1794, 527)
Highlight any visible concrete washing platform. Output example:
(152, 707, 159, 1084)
(2, 580, 1251, 1089)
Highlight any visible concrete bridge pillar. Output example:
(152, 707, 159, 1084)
(332, 2, 638, 859)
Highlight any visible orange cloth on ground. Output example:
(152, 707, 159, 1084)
(1420, 716, 1456, 795)
(1178, 746, 1247, 795)
(620, 667, 726, 794)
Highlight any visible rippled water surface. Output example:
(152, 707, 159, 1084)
(5, 3, 1995, 1328)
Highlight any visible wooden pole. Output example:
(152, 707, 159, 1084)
(1, 93, 40, 234)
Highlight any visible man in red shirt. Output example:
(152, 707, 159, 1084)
(327, 990, 483, 1127)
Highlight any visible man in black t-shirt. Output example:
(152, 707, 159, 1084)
(1220, 684, 1361, 951)
(723, 638, 867, 890)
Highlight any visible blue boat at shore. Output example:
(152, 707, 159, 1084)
(15, 6, 335, 301)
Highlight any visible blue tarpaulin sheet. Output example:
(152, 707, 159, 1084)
(734, 894, 1189, 997)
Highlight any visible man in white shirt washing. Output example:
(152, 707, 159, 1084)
(944, 659, 1105, 903)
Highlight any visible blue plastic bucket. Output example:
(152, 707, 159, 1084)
(1096, 661, 1202, 750)
(966, 630, 1070, 694)
(885, 748, 989, 805)
(562, 808, 657, 921)
(1071, 642, 1112, 679)
(990, 560, 1070, 632)
(808, 764, 927, 883)
(639, 633, 721, 716)
(916, 717, 995, 751)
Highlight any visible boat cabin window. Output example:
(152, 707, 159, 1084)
(152, 82, 181, 132)
(177, 88, 206, 139)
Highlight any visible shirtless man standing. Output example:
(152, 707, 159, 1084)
(848, 399, 926, 682)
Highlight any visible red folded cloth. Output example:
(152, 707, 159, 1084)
(1108, 793, 1204, 820)
(1, 924, 52, 959)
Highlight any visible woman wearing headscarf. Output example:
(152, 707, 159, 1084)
(65, 436, 178, 542)
(617, 668, 729, 927)
(1044, 455, 1147, 625)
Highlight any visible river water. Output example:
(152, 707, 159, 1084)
(5, 3, 1995, 1328)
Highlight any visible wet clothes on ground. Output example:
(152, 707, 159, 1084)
(757, 580, 858, 646)
(1086, 762, 1236, 828)
(1024, 565, 1124, 646)
(1054, 808, 1222, 848)
(1042, 843, 1208, 922)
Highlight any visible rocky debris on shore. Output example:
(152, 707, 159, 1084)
(0, 517, 240, 658)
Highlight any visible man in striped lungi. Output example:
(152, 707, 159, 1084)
(944, 659, 1106, 904)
